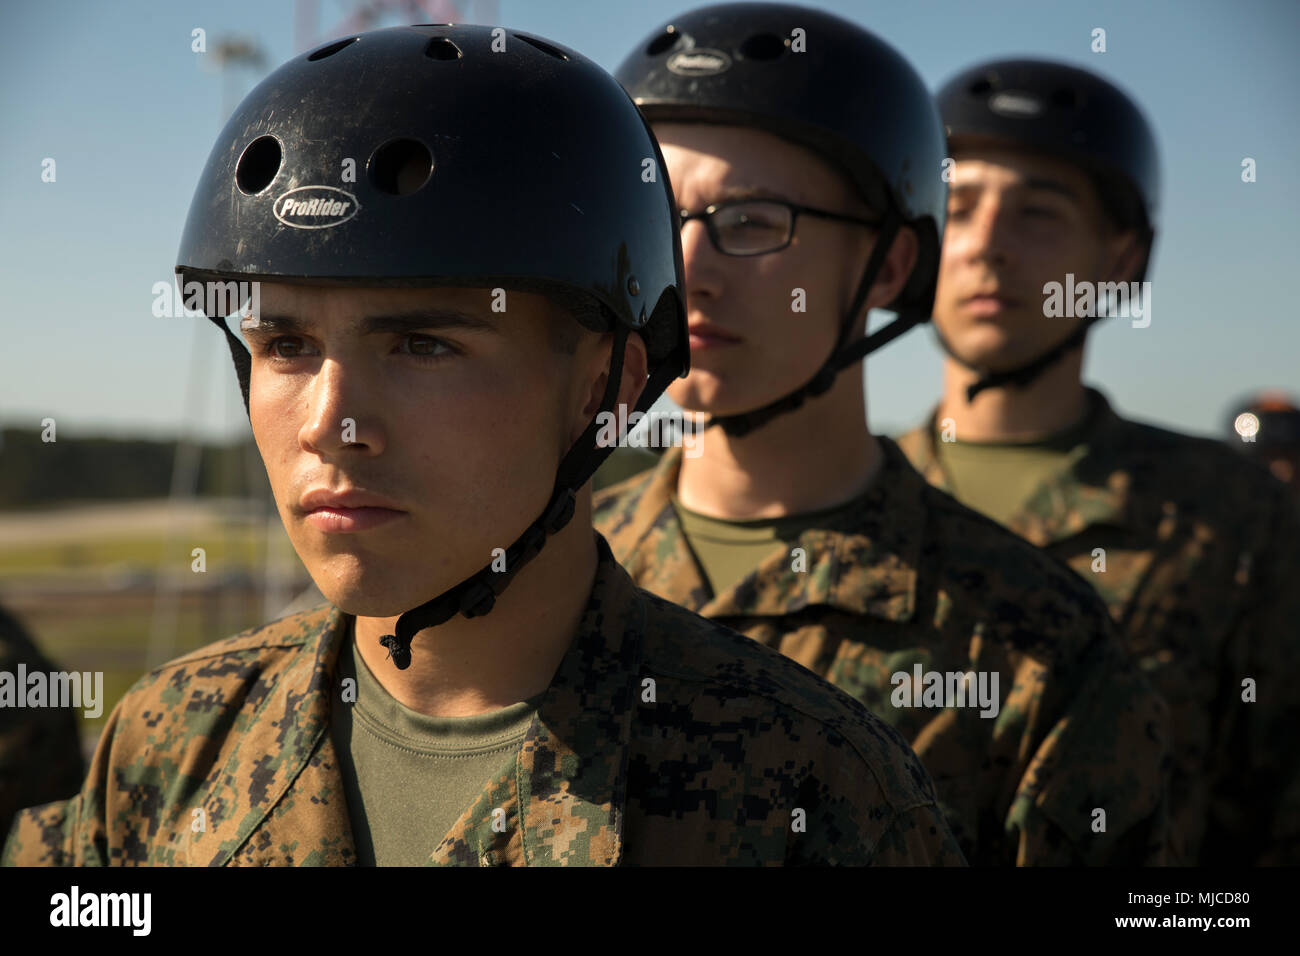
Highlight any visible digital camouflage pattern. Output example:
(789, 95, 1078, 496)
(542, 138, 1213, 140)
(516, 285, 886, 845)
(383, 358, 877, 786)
(594, 437, 1171, 866)
(0, 603, 85, 845)
(1, 536, 964, 866)
(898, 386, 1300, 865)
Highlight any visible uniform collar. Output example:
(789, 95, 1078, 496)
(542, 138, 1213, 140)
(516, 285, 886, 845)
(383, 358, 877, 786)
(610, 440, 923, 623)
(896, 386, 1144, 546)
(211, 536, 640, 867)
(431, 534, 639, 866)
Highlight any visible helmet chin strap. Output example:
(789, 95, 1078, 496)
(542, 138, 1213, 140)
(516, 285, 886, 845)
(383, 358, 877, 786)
(702, 210, 928, 439)
(210, 313, 675, 669)
(377, 324, 685, 670)
(935, 312, 1109, 403)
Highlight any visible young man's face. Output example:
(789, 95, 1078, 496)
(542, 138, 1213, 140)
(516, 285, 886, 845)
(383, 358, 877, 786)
(932, 144, 1134, 371)
(654, 123, 880, 417)
(242, 284, 602, 618)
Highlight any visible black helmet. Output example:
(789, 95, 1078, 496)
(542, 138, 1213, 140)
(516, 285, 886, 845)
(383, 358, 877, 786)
(935, 58, 1160, 400)
(615, 2, 947, 437)
(176, 24, 688, 667)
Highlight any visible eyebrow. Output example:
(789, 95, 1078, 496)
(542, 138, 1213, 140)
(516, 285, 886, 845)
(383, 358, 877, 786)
(1020, 176, 1082, 201)
(239, 309, 499, 338)
(950, 178, 1081, 202)
(706, 185, 800, 205)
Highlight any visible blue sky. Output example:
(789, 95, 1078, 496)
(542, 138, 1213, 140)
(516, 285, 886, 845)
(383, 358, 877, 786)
(2, 0, 1296, 443)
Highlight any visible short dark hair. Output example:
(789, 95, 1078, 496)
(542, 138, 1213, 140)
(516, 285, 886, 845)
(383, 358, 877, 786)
(545, 305, 590, 355)
(540, 295, 600, 356)
(1087, 166, 1148, 237)
(528, 283, 681, 367)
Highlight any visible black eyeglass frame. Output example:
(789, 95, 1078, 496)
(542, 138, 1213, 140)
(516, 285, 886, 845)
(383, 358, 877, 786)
(678, 198, 885, 257)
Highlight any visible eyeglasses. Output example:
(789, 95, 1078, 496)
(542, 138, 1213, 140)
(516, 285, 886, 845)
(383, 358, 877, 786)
(679, 198, 883, 257)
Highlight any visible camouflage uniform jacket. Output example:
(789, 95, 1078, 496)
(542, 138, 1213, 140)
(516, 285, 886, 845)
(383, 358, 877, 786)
(594, 438, 1171, 866)
(1, 536, 963, 867)
(0, 605, 85, 845)
(897, 386, 1300, 865)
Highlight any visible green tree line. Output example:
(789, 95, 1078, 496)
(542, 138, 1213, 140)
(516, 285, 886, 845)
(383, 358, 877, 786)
(0, 428, 269, 510)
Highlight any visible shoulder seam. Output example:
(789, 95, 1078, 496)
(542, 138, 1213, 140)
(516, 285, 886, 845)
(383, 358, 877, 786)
(141, 612, 328, 676)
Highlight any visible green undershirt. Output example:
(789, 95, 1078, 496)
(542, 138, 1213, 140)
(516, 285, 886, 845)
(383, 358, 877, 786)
(673, 494, 865, 597)
(331, 621, 542, 866)
(933, 405, 1097, 527)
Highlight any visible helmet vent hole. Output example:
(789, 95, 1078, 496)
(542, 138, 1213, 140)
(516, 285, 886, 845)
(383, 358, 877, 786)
(1050, 88, 1079, 109)
(235, 136, 282, 195)
(738, 33, 786, 61)
(516, 34, 569, 61)
(424, 37, 462, 60)
(646, 29, 679, 56)
(307, 36, 358, 61)
(369, 138, 433, 196)
(969, 78, 994, 96)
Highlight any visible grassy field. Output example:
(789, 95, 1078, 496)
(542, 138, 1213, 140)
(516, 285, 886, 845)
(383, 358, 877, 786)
(0, 533, 267, 575)
(0, 500, 312, 755)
